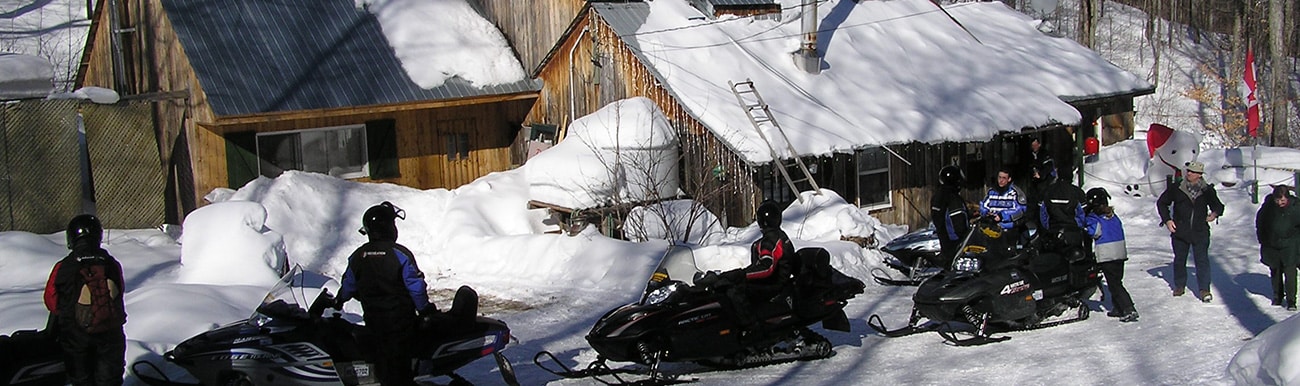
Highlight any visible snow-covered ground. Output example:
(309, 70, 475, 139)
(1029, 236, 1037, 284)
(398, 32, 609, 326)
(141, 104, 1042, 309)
(3, 0, 1300, 385)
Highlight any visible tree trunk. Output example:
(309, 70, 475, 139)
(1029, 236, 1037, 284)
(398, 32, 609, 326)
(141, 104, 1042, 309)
(1268, 0, 1290, 147)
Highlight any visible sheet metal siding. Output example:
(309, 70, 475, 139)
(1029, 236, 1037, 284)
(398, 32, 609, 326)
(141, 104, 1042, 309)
(162, 0, 538, 117)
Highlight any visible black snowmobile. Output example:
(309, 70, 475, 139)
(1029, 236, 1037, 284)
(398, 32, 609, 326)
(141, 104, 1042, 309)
(868, 217, 1100, 346)
(132, 265, 519, 386)
(0, 326, 64, 386)
(536, 244, 865, 385)
(872, 227, 944, 286)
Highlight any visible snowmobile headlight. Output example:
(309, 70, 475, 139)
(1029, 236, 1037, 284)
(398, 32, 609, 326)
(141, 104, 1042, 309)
(644, 283, 679, 305)
(953, 256, 981, 273)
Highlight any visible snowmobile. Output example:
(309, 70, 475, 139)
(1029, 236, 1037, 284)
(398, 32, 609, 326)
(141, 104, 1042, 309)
(868, 217, 1100, 346)
(536, 244, 865, 385)
(872, 227, 944, 286)
(131, 265, 519, 386)
(0, 327, 64, 386)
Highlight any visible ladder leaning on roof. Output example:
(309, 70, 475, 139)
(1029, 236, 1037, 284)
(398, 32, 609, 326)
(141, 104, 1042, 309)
(728, 79, 821, 202)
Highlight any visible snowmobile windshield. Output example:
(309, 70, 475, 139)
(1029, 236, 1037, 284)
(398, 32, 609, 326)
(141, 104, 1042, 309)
(649, 245, 701, 288)
(249, 265, 313, 327)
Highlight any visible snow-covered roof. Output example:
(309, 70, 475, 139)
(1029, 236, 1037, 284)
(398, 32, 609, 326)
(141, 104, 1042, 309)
(592, 0, 1153, 164)
(161, 0, 537, 117)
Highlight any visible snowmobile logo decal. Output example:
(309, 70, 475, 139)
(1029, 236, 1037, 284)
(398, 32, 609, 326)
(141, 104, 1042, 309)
(999, 280, 1029, 295)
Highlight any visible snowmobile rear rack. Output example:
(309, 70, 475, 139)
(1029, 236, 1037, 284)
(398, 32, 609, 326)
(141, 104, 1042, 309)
(533, 351, 695, 386)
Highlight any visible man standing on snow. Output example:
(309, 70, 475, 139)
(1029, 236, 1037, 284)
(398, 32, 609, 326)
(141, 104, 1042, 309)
(335, 202, 435, 386)
(45, 214, 127, 386)
(1157, 161, 1225, 303)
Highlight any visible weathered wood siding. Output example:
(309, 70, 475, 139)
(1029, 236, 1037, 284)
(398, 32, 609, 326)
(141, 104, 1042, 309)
(528, 10, 760, 225)
(79, 0, 216, 221)
(213, 98, 534, 191)
(471, 0, 586, 74)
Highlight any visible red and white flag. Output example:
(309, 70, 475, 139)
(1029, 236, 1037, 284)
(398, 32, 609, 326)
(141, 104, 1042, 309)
(1244, 47, 1260, 137)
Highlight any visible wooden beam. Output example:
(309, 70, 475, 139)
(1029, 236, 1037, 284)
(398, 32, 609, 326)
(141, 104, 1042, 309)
(204, 91, 540, 129)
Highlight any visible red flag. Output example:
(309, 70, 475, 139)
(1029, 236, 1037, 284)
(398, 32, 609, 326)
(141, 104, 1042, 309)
(1244, 48, 1260, 137)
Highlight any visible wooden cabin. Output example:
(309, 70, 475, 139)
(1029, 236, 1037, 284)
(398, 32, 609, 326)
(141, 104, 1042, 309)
(77, 0, 540, 221)
(522, 0, 1154, 230)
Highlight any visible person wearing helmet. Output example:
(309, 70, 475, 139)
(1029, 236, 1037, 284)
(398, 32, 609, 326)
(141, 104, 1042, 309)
(931, 165, 972, 267)
(1084, 188, 1138, 322)
(698, 201, 797, 333)
(44, 214, 127, 386)
(745, 200, 796, 285)
(336, 202, 433, 386)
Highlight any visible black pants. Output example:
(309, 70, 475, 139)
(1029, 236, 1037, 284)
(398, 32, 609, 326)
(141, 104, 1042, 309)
(1099, 260, 1135, 315)
(1270, 263, 1298, 307)
(58, 328, 125, 386)
(366, 312, 417, 386)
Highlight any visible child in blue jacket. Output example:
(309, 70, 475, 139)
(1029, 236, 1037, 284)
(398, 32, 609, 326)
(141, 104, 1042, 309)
(1085, 187, 1137, 322)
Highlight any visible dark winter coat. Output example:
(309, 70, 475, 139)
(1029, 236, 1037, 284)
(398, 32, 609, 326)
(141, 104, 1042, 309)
(44, 246, 127, 332)
(338, 240, 430, 318)
(931, 186, 971, 244)
(1157, 179, 1225, 243)
(1257, 195, 1300, 267)
(1039, 178, 1087, 232)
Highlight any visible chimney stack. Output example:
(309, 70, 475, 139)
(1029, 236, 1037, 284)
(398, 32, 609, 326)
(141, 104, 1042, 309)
(793, 0, 820, 74)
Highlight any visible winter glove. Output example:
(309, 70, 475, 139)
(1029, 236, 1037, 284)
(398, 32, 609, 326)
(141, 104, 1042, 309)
(332, 297, 347, 310)
(418, 303, 439, 317)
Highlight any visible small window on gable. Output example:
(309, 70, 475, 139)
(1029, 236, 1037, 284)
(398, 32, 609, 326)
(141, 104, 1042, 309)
(445, 133, 470, 161)
(256, 124, 368, 179)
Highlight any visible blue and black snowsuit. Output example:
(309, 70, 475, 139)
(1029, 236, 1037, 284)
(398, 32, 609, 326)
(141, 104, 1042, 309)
(1086, 208, 1135, 316)
(338, 238, 429, 386)
(931, 185, 971, 267)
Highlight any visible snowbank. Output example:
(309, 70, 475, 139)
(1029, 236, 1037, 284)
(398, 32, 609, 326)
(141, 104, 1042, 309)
(1228, 313, 1300, 385)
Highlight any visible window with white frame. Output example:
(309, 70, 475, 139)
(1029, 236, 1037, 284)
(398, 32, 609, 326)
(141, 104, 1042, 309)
(856, 147, 891, 209)
(256, 124, 368, 179)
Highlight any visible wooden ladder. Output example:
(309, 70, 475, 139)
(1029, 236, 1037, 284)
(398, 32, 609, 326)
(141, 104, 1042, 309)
(729, 79, 821, 202)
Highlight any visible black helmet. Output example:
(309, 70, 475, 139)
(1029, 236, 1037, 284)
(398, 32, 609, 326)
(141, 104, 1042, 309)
(1086, 187, 1111, 208)
(360, 201, 405, 241)
(66, 214, 103, 249)
(938, 165, 965, 187)
(756, 200, 782, 229)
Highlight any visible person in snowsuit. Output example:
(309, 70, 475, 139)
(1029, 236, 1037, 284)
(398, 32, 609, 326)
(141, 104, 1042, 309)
(700, 201, 797, 332)
(1156, 161, 1225, 302)
(1256, 185, 1298, 310)
(335, 202, 435, 386)
(1085, 188, 1138, 322)
(744, 200, 798, 302)
(1037, 159, 1088, 258)
(980, 166, 1028, 246)
(44, 214, 127, 386)
(931, 165, 972, 268)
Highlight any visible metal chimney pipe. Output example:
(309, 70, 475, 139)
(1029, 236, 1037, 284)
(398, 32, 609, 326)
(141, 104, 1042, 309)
(794, 0, 821, 74)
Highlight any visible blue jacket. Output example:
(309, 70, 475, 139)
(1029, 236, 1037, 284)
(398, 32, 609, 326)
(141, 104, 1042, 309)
(980, 183, 1027, 230)
(1085, 211, 1127, 263)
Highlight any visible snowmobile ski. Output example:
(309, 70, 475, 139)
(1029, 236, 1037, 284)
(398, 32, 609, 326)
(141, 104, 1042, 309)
(130, 361, 200, 386)
(533, 351, 694, 386)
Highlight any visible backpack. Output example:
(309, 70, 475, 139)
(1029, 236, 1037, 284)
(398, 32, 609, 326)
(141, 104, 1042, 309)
(73, 259, 124, 333)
